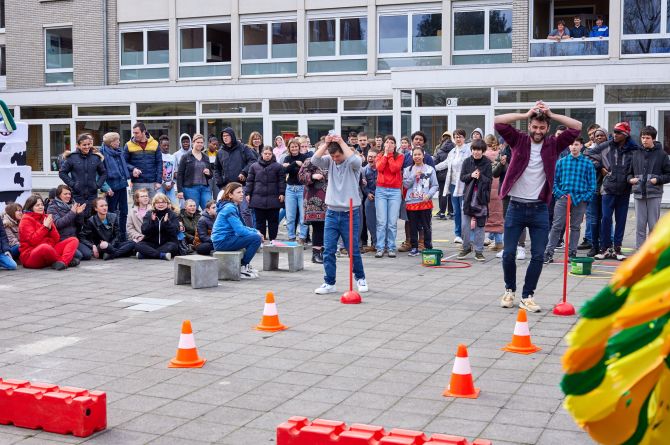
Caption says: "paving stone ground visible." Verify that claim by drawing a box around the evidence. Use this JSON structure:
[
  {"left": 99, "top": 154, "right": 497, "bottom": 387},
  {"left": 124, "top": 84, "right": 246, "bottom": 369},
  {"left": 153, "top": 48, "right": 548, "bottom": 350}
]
[{"left": 0, "top": 209, "right": 654, "bottom": 444}]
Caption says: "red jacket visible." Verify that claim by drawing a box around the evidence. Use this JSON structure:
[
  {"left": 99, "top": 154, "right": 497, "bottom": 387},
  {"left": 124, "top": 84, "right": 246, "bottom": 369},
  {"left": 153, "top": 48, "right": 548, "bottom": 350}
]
[
  {"left": 376, "top": 153, "right": 404, "bottom": 189},
  {"left": 19, "top": 212, "right": 62, "bottom": 262}
]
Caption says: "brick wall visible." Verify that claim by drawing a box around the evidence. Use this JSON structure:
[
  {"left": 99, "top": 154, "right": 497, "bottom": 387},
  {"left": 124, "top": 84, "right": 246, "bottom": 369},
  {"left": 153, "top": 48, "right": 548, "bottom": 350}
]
[{"left": 512, "top": 0, "right": 528, "bottom": 63}]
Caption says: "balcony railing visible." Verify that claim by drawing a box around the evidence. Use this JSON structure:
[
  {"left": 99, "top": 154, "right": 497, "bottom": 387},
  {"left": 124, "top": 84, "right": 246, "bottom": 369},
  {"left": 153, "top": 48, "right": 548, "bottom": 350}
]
[{"left": 530, "top": 38, "right": 609, "bottom": 58}]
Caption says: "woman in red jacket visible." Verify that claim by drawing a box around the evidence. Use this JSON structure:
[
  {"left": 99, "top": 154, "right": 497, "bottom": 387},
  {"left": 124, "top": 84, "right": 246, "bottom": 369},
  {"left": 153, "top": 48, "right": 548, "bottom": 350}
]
[
  {"left": 374, "top": 135, "right": 405, "bottom": 258},
  {"left": 19, "top": 194, "right": 80, "bottom": 270}
]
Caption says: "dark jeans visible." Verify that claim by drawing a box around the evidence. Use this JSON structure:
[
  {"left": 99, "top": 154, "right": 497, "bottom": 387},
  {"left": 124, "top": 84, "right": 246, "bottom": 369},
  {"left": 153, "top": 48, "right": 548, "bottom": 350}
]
[
  {"left": 106, "top": 188, "right": 128, "bottom": 241},
  {"left": 588, "top": 194, "right": 602, "bottom": 250},
  {"left": 502, "top": 196, "right": 527, "bottom": 246},
  {"left": 449, "top": 184, "right": 463, "bottom": 237},
  {"left": 502, "top": 201, "right": 549, "bottom": 299},
  {"left": 311, "top": 221, "right": 325, "bottom": 248},
  {"left": 408, "top": 209, "right": 433, "bottom": 249},
  {"left": 437, "top": 179, "right": 452, "bottom": 215},
  {"left": 75, "top": 243, "right": 93, "bottom": 261},
  {"left": 601, "top": 193, "right": 629, "bottom": 249},
  {"left": 360, "top": 202, "right": 368, "bottom": 246},
  {"left": 196, "top": 241, "right": 213, "bottom": 256},
  {"left": 136, "top": 240, "right": 179, "bottom": 259},
  {"left": 323, "top": 207, "right": 365, "bottom": 285},
  {"left": 213, "top": 232, "right": 261, "bottom": 266},
  {"left": 100, "top": 240, "right": 136, "bottom": 259},
  {"left": 254, "top": 208, "right": 280, "bottom": 241}
]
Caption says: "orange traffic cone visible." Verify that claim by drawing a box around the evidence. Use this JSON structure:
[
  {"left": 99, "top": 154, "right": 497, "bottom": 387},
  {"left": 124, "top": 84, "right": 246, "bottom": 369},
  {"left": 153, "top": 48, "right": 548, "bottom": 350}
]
[
  {"left": 443, "top": 344, "right": 480, "bottom": 399},
  {"left": 502, "top": 309, "right": 541, "bottom": 354},
  {"left": 168, "top": 320, "right": 206, "bottom": 368},
  {"left": 256, "top": 292, "right": 287, "bottom": 332}
]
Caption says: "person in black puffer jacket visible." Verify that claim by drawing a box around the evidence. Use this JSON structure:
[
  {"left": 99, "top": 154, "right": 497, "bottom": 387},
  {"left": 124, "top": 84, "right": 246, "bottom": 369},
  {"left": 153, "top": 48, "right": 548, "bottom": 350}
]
[
  {"left": 136, "top": 194, "right": 180, "bottom": 260},
  {"left": 79, "top": 198, "right": 136, "bottom": 260},
  {"left": 245, "top": 146, "right": 286, "bottom": 242},
  {"left": 47, "top": 184, "right": 92, "bottom": 261},
  {"left": 59, "top": 134, "right": 107, "bottom": 206},
  {"left": 433, "top": 131, "right": 455, "bottom": 219},
  {"left": 195, "top": 200, "right": 217, "bottom": 255}
]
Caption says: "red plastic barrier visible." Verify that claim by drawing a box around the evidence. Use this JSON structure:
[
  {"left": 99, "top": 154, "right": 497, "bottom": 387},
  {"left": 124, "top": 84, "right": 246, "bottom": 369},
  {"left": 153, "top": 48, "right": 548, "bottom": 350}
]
[
  {"left": 0, "top": 378, "right": 106, "bottom": 437},
  {"left": 277, "top": 417, "right": 492, "bottom": 445}
]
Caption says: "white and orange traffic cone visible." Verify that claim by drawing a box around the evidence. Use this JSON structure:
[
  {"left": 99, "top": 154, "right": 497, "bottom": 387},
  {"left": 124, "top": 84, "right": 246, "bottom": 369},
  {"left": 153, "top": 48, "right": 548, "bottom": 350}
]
[
  {"left": 256, "top": 292, "right": 287, "bottom": 332},
  {"left": 443, "top": 344, "right": 480, "bottom": 399},
  {"left": 168, "top": 320, "right": 206, "bottom": 368},
  {"left": 502, "top": 309, "right": 541, "bottom": 354}
]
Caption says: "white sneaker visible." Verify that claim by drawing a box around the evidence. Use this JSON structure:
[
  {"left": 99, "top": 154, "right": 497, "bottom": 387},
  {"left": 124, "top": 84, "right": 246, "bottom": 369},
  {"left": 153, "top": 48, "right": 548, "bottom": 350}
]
[
  {"left": 247, "top": 266, "right": 260, "bottom": 278},
  {"left": 454, "top": 236, "right": 463, "bottom": 244},
  {"left": 240, "top": 264, "right": 257, "bottom": 279},
  {"left": 357, "top": 278, "right": 369, "bottom": 293},
  {"left": 516, "top": 246, "right": 526, "bottom": 260},
  {"left": 314, "top": 283, "right": 337, "bottom": 295},
  {"left": 483, "top": 238, "right": 492, "bottom": 246},
  {"left": 520, "top": 296, "right": 542, "bottom": 313},
  {"left": 496, "top": 250, "right": 504, "bottom": 258},
  {"left": 500, "top": 289, "right": 515, "bottom": 308}
]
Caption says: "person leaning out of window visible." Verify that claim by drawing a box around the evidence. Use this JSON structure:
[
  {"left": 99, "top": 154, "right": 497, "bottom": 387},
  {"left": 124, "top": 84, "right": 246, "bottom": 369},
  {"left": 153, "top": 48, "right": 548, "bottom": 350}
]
[{"left": 547, "top": 20, "right": 571, "bottom": 41}]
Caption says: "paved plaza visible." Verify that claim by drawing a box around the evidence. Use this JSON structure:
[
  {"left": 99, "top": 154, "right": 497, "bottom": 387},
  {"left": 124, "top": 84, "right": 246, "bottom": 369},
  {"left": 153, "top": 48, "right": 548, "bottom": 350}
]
[{"left": 0, "top": 210, "right": 651, "bottom": 445}]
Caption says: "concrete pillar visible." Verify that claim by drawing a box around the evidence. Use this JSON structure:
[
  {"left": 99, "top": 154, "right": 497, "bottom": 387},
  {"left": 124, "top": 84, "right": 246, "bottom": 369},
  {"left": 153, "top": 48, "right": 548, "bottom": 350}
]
[
  {"left": 231, "top": 0, "right": 240, "bottom": 80},
  {"left": 297, "top": 0, "right": 306, "bottom": 79},
  {"left": 608, "top": 0, "right": 621, "bottom": 59},
  {"left": 168, "top": 0, "right": 177, "bottom": 83},
  {"left": 442, "top": 0, "right": 451, "bottom": 66},
  {"left": 367, "top": 0, "right": 376, "bottom": 76}
]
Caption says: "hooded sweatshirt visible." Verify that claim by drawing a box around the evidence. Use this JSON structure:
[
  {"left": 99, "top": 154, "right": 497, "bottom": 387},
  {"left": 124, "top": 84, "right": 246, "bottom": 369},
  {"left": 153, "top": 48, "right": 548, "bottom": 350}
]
[
  {"left": 470, "top": 128, "right": 484, "bottom": 142},
  {"left": 101, "top": 143, "right": 130, "bottom": 190},
  {"left": 174, "top": 133, "right": 192, "bottom": 171},
  {"left": 214, "top": 127, "right": 256, "bottom": 188}
]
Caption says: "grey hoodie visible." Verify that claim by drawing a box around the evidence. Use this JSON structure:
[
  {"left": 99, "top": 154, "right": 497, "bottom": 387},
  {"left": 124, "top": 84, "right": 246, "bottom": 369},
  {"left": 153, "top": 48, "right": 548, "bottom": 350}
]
[
  {"left": 174, "top": 133, "right": 192, "bottom": 171},
  {"left": 470, "top": 128, "right": 484, "bottom": 142},
  {"left": 311, "top": 152, "right": 362, "bottom": 211}
]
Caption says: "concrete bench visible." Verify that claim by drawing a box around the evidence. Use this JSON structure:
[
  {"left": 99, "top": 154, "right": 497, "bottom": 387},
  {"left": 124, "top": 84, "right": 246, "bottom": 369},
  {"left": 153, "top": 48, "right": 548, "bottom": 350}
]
[
  {"left": 213, "top": 250, "right": 244, "bottom": 281},
  {"left": 174, "top": 255, "right": 219, "bottom": 289},
  {"left": 263, "top": 245, "right": 304, "bottom": 272}
]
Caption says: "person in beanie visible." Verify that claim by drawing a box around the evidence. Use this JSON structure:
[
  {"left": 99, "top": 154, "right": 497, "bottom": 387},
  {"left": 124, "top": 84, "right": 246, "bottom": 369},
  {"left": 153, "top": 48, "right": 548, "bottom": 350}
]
[
  {"left": 543, "top": 138, "right": 597, "bottom": 264},
  {"left": 586, "top": 122, "right": 638, "bottom": 261},
  {"left": 627, "top": 125, "right": 670, "bottom": 249}
]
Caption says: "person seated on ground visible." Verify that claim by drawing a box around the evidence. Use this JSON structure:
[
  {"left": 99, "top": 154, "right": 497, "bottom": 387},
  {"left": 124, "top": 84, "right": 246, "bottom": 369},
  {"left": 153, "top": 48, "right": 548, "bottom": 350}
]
[
  {"left": 127, "top": 188, "right": 151, "bottom": 243},
  {"left": 179, "top": 199, "right": 200, "bottom": 249},
  {"left": 195, "top": 200, "right": 216, "bottom": 255},
  {"left": 548, "top": 20, "right": 571, "bottom": 41},
  {"left": 590, "top": 16, "right": 609, "bottom": 38},
  {"left": 136, "top": 194, "right": 180, "bottom": 261},
  {"left": 3, "top": 202, "right": 22, "bottom": 260},
  {"left": 47, "top": 184, "right": 91, "bottom": 261},
  {"left": 80, "top": 197, "right": 136, "bottom": 261},
  {"left": 0, "top": 219, "right": 17, "bottom": 270},
  {"left": 570, "top": 16, "right": 588, "bottom": 38},
  {"left": 19, "top": 194, "right": 80, "bottom": 270},
  {"left": 212, "top": 182, "right": 263, "bottom": 279}
]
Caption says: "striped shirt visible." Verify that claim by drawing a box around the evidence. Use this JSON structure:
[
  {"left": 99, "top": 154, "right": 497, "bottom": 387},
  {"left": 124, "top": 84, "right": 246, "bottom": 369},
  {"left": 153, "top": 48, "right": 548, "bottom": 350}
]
[{"left": 553, "top": 154, "right": 597, "bottom": 205}]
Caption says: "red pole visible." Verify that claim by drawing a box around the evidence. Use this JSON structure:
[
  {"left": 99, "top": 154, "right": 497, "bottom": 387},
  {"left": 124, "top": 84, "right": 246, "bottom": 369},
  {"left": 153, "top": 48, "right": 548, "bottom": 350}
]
[
  {"left": 349, "top": 198, "right": 353, "bottom": 292},
  {"left": 562, "top": 194, "right": 571, "bottom": 304}
]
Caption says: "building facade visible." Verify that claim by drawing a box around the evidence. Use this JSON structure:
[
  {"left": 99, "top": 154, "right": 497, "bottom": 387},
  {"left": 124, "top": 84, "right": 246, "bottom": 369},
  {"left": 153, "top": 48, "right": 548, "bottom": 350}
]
[{"left": 0, "top": 0, "right": 669, "bottom": 190}]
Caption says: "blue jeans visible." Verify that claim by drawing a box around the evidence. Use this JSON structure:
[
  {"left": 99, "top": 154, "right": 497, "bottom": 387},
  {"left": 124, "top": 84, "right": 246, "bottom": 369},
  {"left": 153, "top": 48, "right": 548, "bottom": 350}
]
[
  {"left": 285, "top": 185, "right": 307, "bottom": 239},
  {"left": 183, "top": 185, "right": 211, "bottom": 211},
  {"left": 159, "top": 185, "right": 179, "bottom": 208},
  {"left": 450, "top": 184, "right": 463, "bottom": 238},
  {"left": 324, "top": 207, "right": 365, "bottom": 286},
  {"left": 601, "top": 194, "right": 629, "bottom": 249},
  {"left": 374, "top": 186, "right": 402, "bottom": 251},
  {"left": 213, "top": 232, "right": 262, "bottom": 266},
  {"left": 502, "top": 201, "right": 549, "bottom": 299},
  {"left": 589, "top": 194, "right": 602, "bottom": 250},
  {"left": 0, "top": 253, "right": 17, "bottom": 270},
  {"left": 107, "top": 187, "right": 129, "bottom": 241},
  {"left": 9, "top": 245, "right": 20, "bottom": 260}
]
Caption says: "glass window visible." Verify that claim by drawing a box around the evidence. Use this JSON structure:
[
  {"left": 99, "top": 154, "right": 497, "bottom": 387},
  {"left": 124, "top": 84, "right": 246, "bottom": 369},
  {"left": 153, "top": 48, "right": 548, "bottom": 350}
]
[
  {"left": 0, "top": 45, "right": 6, "bottom": 76},
  {"left": 309, "top": 19, "right": 336, "bottom": 57},
  {"left": 623, "top": 0, "right": 661, "bottom": 35},
  {"left": 272, "top": 22, "right": 297, "bottom": 58},
  {"left": 121, "top": 32, "right": 144, "bottom": 65},
  {"left": 137, "top": 102, "right": 196, "bottom": 117},
  {"left": 202, "top": 102, "right": 262, "bottom": 114},
  {"left": 605, "top": 84, "right": 670, "bottom": 103},
  {"left": 269, "top": 99, "right": 337, "bottom": 114},
  {"left": 49, "top": 124, "right": 70, "bottom": 172},
  {"left": 419, "top": 115, "right": 449, "bottom": 153},
  {"left": 452, "top": 54, "right": 512, "bottom": 64},
  {"left": 341, "top": 18, "right": 367, "bottom": 55},
  {"left": 416, "top": 89, "right": 491, "bottom": 107},
  {"left": 452, "top": 8, "right": 512, "bottom": 64},
  {"left": 120, "top": 29, "right": 169, "bottom": 81},
  {"left": 22, "top": 105, "right": 72, "bottom": 119},
  {"left": 242, "top": 23, "right": 268, "bottom": 59},
  {"left": 180, "top": 27, "right": 203, "bottom": 63},
  {"left": 206, "top": 24, "right": 231, "bottom": 63},
  {"left": 378, "top": 12, "right": 442, "bottom": 69},
  {"left": 412, "top": 13, "right": 442, "bottom": 52},
  {"left": 490, "top": 9, "right": 513, "bottom": 49},
  {"left": 608, "top": 110, "right": 646, "bottom": 141},
  {"left": 179, "top": 24, "right": 231, "bottom": 78},
  {"left": 45, "top": 28, "right": 73, "bottom": 84},
  {"left": 622, "top": 39, "right": 670, "bottom": 54},
  {"left": 242, "top": 21, "right": 297, "bottom": 75},
  {"left": 75, "top": 121, "right": 131, "bottom": 151},
  {"left": 401, "top": 111, "right": 411, "bottom": 137},
  {"left": 200, "top": 118, "right": 263, "bottom": 143},
  {"left": 401, "top": 90, "right": 412, "bottom": 108},
  {"left": 78, "top": 105, "right": 131, "bottom": 116},
  {"left": 454, "top": 11, "right": 485, "bottom": 51},
  {"left": 307, "top": 17, "right": 367, "bottom": 73},
  {"left": 379, "top": 15, "right": 408, "bottom": 53},
  {"left": 27, "top": 125, "right": 44, "bottom": 172},
  {"left": 0, "top": 0, "right": 5, "bottom": 29},
  {"left": 498, "top": 89, "right": 594, "bottom": 103},
  {"left": 142, "top": 120, "right": 197, "bottom": 151},
  {"left": 343, "top": 99, "right": 393, "bottom": 111},
  {"left": 147, "top": 30, "right": 169, "bottom": 64},
  {"left": 341, "top": 116, "right": 393, "bottom": 140}
]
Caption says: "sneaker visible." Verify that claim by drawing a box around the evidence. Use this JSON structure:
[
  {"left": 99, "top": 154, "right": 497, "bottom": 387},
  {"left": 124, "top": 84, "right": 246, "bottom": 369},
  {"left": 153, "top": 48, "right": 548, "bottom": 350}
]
[
  {"left": 52, "top": 261, "right": 66, "bottom": 271},
  {"left": 457, "top": 246, "right": 472, "bottom": 259},
  {"left": 454, "top": 236, "right": 463, "bottom": 244},
  {"left": 543, "top": 254, "right": 553, "bottom": 265},
  {"left": 337, "top": 248, "right": 349, "bottom": 257},
  {"left": 375, "top": 250, "right": 384, "bottom": 258},
  {"left": 387, "top": 250, "right": 397, "bottom": 258},
  {"left": 586, "top": 247, "right": 598, "bottom": 258},
  {"left": 438, "top": 214, "right": 447, "bottom": 220},
  {"left": 408, "top": 248, "right": 420, "bottom": 257},
  {"left": 577, "top": 239, "right": 592, "bottom": 250},
  {"left": 163, "top": 252, "right": 172, "bottom": 261},
  {"left": 447, "top": 213, "right": 454, "bottom": 220},
  {"left": 556, "top": 240, "right": 565, "bottom": 249},
  {"left": 483, "top": 238, "right": 492, "bottom": 246},
  {"left": 496, "top": 250, "right": 504, "bottom": 258},
  {"left": 520, "top": 296, "right": 541, "bottom": 313},
  {"left": 357, "top": 278, "right": 369, "bottom": 293},
  {"left": 435, "top": 212, "right": 445, "bottom": 219},
  {"left": 398, "top": 242, "right": 411, "bottom": 252},
  {"left": 594, "top": 249, "right": 608, "bottom": 260},
  {"left": 247, "top": 266, "right": 260, "bottom": 278},
  {"left": 297, "top": 238, "right": 306, "bottom": 246},
  {"left": 614, "top": 246, "right": 627, "bottom": 261},
  {"left": 240, "top": 264, "right": 257, "bottom": 279},
  {"left": 314, "top": 283, "right": 337, "bottom": 295},
  {"left": 136, "top": 252, "right": 144, "bottom": 260},
  {"left": 500, "top": 289, "right": 515, "bottom": 308},
  {"left": 474, "top": 252, "right": 485, "bottom": 262},
  {"left": 516, "top": 246, "right": 526, "bottom": 260}
]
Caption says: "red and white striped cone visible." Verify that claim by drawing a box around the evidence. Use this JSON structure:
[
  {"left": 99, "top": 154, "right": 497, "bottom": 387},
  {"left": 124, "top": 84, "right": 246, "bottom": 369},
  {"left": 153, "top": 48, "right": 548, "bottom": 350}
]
[{"left": 443, "top": 344, "right": 480, "bottom": 398}]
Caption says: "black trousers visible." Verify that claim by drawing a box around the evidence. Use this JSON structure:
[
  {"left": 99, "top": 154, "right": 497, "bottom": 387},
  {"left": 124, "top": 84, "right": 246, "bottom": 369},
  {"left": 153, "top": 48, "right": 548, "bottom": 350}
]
[
  {"left": 360, "top": 205, "right": 368, "bottom": 246},
  {"left": 310, "top": 221, "right": 324, "bottom": 248},
  {"left": 100, "top": 240, "right": 136, "bottom": 259},
  {"left": 254, "top": 208, "right": 279, "bottom": 240},
  {"left": 196, "top": 241, "right": 214, "bottom": 255},
  {"left": 437, "top": 180, "right": 452, "bottom": 215},
  {"left": 136, "top": 240, "right": 178, "bottom": 259},
  {"left": 408, "top": 209, "right": 433, "bottom": 250}
]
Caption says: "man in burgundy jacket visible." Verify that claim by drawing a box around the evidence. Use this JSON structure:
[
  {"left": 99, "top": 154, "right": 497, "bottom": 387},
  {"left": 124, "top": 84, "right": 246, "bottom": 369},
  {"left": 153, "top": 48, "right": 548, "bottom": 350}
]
[{"left": 495, "top": 102, "right": 581, "bottom": 312}]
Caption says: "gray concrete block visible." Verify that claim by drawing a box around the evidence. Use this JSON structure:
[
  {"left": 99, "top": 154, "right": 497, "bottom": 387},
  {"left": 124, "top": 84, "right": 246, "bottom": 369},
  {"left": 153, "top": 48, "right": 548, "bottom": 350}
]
[
  {"left": 213, "top": 250, "right": 244, "bottom": 281},
  {"left": 174, "top": 256, "right": 219, "bottom": 289},
  {"left": 262, "top": 245, "right": 304, "bottom": 272}
]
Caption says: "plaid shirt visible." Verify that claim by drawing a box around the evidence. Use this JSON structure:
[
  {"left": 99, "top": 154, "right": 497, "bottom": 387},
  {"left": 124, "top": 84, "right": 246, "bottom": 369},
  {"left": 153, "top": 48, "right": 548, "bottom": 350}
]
[{"left": 553, "top": 153, "right": 596, "bottom": 205}]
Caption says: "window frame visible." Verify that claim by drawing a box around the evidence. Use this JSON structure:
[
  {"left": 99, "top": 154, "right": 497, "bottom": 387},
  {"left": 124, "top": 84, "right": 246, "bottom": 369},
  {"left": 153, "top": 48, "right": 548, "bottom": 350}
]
[
  {"left": 451, "top": 4, "right": 513, "bottom": 62},
  {"left": 240, "top": 18, "right": 298, "bottom": 77},
  {"left": 620, "top": 0, "right": 670, "bottom": 58},
  {"left": 119, "top": 26, "right": 170, "bottom": 82},
  {"left": 178, "top": 21, "right": 232, "bottom": 80},
  {"left": 377, "top": 10, "right": 443, "bottom": 59},
  {"left": 44, "top": 26, "right": 74, "bottom": 86},
  {"left": 306, "top": 14, "right": 368, "bottom": 75}
]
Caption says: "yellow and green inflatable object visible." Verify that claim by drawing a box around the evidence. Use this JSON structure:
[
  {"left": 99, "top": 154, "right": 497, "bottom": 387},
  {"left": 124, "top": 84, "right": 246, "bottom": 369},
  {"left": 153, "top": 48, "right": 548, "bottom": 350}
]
[{"left": 561, "top": 211, "right": 670, "bottom": 444}]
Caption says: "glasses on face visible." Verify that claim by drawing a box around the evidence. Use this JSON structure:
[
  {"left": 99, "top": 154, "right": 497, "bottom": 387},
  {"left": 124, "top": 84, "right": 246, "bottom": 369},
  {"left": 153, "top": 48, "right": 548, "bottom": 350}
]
[{"left": 613, "top": 130, "right": 623, "bottom": 135}]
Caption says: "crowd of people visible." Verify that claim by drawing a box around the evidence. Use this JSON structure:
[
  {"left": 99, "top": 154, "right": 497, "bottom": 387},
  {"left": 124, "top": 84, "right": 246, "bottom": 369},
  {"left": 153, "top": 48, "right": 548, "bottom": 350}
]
[
  {"left": 547, "top": 15, "right": 609, "bottom": 41},
  {"left": 2, "top": 102, "right": 669, "bottom": 312}
]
